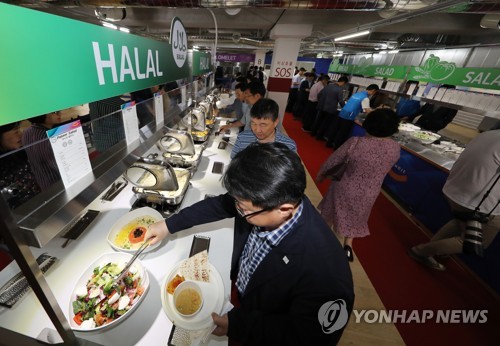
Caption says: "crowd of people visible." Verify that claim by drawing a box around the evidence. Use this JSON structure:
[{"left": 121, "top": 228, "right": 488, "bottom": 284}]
[{"left": 2, "top": 63, "right": 497, "bottom": 344}]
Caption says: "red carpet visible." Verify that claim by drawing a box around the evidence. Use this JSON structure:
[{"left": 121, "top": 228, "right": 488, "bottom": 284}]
[{"left": 283, "top": 113, "right": 499, "bottom": 346}]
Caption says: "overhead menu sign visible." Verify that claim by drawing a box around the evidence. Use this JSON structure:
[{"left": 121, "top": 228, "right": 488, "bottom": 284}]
[
  {"left": 329, "top": 54, "right": 499, "bottom": 91},
  {"left": 408, "top": 55, "right": 500, "bottom": 90},
  {"left": 192, "top": 51, "right": 212, "bottom": 75},
  {"left": 0, "top": 4, "right": 190, "bottom": 125},
  {"left": 216, "top": 53, "right": 255, "bottom": 63},
  {"left": 329, "top": 58, "right": 408, "bottom": 79}
]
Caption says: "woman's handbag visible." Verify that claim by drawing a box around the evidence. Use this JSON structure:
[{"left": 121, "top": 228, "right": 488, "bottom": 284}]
[{"left": 325, "top": 137, "right": 359, "bottom": 181}]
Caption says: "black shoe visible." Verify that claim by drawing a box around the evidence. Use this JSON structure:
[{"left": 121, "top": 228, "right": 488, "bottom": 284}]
[
  {"left": 344, "top": 245, "right": 354, "bottom": 262},
  {"left": 408, "top": 247, "right": 445, "bottom": 271}
]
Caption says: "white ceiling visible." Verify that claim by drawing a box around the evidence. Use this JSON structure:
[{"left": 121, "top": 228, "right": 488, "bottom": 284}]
[{"left": 9, "top": 0, "right": 500, "bottom": 56}]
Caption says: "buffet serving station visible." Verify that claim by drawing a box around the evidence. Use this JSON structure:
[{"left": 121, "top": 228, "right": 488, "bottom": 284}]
[{"left": 0, "top": 91, "right": 239, "bottom": 345}]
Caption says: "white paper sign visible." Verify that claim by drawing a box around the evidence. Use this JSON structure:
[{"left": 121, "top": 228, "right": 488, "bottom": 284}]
[
  {"left": 181, "top": 85, "right": 187, "bottom": 107},
  {"left": 47, "top": 120, "right": 92, "bottom": 188},
  {"left": 434, "top": 88, "right": 447, "bottom": 101},
  {"left": 154, "top": 93, "right": 164, "bottom": 126},
  {"left": 406, "top": 84, "right": 417, "bottom": 95},
  {"left": 426, "top": 87, "right": 438, "bottom": 99},
  {"left": 415, "top": 87, "right": 425, "bottom": 97},
  {"left": 121, "top": 102, "right": 140, "bottom": 145}
]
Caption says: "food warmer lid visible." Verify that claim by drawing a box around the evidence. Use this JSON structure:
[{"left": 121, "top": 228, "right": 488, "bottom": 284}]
[
  {"left": 123, "top": 157, "right": 179, "bottom": 191},
  {"left": 157, "top": 130, "right": 196, "bottom": 156},
  {"left": 191, "top": 108, "right": 206, "bottom": 132}
]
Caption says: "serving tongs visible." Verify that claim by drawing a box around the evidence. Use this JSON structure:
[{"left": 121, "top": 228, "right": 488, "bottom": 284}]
[{"left": 113, "top": 237, "right": 152, "bottom": 283}]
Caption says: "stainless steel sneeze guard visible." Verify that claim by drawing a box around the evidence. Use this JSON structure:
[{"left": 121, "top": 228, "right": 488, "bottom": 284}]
[{"left": 16, "top": 123, "right": 169, "bottom": 248}]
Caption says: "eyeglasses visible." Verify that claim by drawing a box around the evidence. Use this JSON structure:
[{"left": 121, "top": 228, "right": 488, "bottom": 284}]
[{"left": 233, "top": 198, "right": 271, "bottom": 219}]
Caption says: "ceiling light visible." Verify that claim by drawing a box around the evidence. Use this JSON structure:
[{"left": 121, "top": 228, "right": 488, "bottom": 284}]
[
  {"left": 388, "top": 49, "right": 399, "bottom": 54},
  {"left": 334, "top": 30, "right": 371, "bottom": 42},
  {"left": 378, "top": 51, "right": 388, "bottom": 55},
  {"left": 119, "top": 27, "right": 130, "bottom": 33},
  {"left": 332, "top": 53, "right": 343, "bottom": 57},
  {"left": 102, "top": 22, "right": 118, "bottom": 30}
]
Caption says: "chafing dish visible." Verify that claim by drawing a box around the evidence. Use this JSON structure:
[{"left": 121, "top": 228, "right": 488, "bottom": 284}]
[
  {"left": 199, "top": 101, "right": 216, "bottom": 126},
  {"left": 124, "top": 157, "right": 178, "bottom": 191},
  {"left": 123, "top": 157, "right": 191, "bottom": 205},
  {"left": 191, "top": 107, "right": 210, "bottom": 142},
  {"left": 157, "top": 131, "right": 196, "bottom": 156},
  {"left": 132, "top": 168, "right": 191, "bottom": 205},
  {"left": 162, "top": 144, "right": 205, "bottom": 170},
  {"left": 156, "top": 130, "right": 205, "bottom": 170}
]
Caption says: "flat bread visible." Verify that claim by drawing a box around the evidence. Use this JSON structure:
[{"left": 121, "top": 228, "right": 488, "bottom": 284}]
[{"left": 179, "top": 250, "right": 210, "bottom": 282}]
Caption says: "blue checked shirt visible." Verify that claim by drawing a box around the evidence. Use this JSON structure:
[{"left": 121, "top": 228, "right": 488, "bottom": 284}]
[
  {"left": 231, "top": 130, "right": 297, "bottom": 159},
  {"left": 235, "top": 201, "right": 304, "bottom": 295}
]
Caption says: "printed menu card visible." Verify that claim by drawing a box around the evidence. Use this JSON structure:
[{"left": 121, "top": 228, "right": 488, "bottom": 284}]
[{"left": 47, "top": 120, "right": 92, "bottom": 188}]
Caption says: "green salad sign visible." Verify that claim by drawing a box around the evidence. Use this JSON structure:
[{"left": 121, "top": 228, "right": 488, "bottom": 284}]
[
  {"left": 329, "top": 57, "right": 409, "bottom": 80},
  {"left": 408, "top": 55, "right": 500, "bottom": 90},
  {"left": 0, "top": 4, "right": 190, "bottom": 126}
]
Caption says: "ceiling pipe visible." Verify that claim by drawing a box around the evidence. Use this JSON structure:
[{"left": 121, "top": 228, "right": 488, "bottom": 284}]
[
  {"left": 206, "top": 8, "right": 218, "bottom": 74},
  {"left": 315, "top": 0, "right": 473, "bottom": 43},
  {"left": 18, "top": 0, "right": 500, "bottom": 12}
]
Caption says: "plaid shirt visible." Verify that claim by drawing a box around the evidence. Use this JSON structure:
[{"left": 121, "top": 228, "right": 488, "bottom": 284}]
[{"left": 235, "top": 201, "right": 304, "bottom": 295}]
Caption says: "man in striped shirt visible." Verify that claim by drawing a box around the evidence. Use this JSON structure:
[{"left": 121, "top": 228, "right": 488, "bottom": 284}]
[{"left": 230, "top": 98, "right": 297, "bottom": 159}]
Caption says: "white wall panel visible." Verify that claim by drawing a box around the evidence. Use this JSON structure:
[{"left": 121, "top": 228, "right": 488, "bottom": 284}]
[
  {"left": 422, "top": 48, "right": 471, "bottom": 67},
  {"left": 466, "top": 47, "right": 500, "bottom": 68}
]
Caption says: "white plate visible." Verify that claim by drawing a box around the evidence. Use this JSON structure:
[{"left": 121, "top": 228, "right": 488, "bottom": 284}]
[
  {"left": 398, "top": 123, "right": 421, "bottom": 132},
  {"left": 161, "top": 261, "right": 225, "bottom": 331},
  {"left": 107, "top": 207, "right": 163, "bottom": 253},
  {"left": 411, "top": 130, "right": 441, "bottom": 144},
  {"left": 68, "top": 252, "right": 150, "bottom": 331}
]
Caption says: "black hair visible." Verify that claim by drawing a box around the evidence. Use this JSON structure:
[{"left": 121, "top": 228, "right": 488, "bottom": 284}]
[
  {"left": 247, "top": 81, "right": 266, "bottom": 97},
  {"left": 0, "top": 121, "right": 20, "bottom": 135},
  {"left": 362, "top": 108, "right": 400, "bottom": 137},
  {"left": 318, "top": 75, "right": 330, "bottom": 81},
  {"left": 235, "top": 82, "right": 248, "bottom": 91},
  {"left": 29, "top": 114, "right": 48, "bottom": 124},
  {"left": 338, "top": 76, "right": 349, "bottom": 83},
  {"left": 250, "top": 98, "right": 279, "bottom": 121},
  {"left": 366, "top": 84, "right": 380, "bottom": 91},
  {"left": 222, "top": 142, "right": 305, "bottom": 209}
]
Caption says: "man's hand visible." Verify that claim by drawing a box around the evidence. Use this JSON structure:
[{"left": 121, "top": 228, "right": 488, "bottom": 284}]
[
  {"left": 211, "top": 313, "right": 228, "bottom": 336},
  {"left": 146, "top": 220, "right": 171, "bottom": 245},
  {"left": 219, "top": 124, "right": 232, "bottom": 133}
]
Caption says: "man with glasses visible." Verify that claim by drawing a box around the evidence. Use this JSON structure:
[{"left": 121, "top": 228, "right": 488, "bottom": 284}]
[
  {"left": 230, "top": 98, "right": 296, "bottom": 159},
  {"left": 219, "top": 81, "right": 266, "bottom": 133},
  {"left": 148, "top": 143, "right": 354, "bottom": 345}
]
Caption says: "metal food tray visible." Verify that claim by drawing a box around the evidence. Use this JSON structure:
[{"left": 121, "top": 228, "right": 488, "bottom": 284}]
[
  {"left": 132, "top": 168, "right": 191, "bottom": 205},
  {"left": 162, "top": 144, "right": 204, "bottom": 169},
  {"left": 191, "top": 131, "right": 209, "bottom": 142}
]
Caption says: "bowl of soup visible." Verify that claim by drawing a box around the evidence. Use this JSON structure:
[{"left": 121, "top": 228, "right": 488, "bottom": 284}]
[{"left": 173, "top": 281, "right": 203, "bottom": 317}]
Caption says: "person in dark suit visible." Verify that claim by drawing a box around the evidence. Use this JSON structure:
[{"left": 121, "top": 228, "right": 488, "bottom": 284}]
[
  {"left": 148, "top": 142, "right": 354, "bottom": 345},
  {"left": 415, "top": 103, "right": 458, "bottom": 132}
]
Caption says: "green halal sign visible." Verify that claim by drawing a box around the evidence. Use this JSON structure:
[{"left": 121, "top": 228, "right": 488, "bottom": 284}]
[
  {"left": 408, "top": 55, "right": 500, "bottom": 90},
  {"left": 192, "top": 51, "right": 212, "bottom": 75},
  {"left": 0, "top": 4, "right": 190, "bottom": 126}
]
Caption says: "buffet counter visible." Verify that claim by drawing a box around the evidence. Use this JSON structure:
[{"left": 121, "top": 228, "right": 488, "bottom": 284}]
[{"left": 0, "top": 119, "right": 238, "bottom": 345}]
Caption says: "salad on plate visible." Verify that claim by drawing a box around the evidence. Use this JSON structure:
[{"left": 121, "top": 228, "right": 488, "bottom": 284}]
[{"left": 71, "top": 262, "right": 145, "bottom": 329}]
